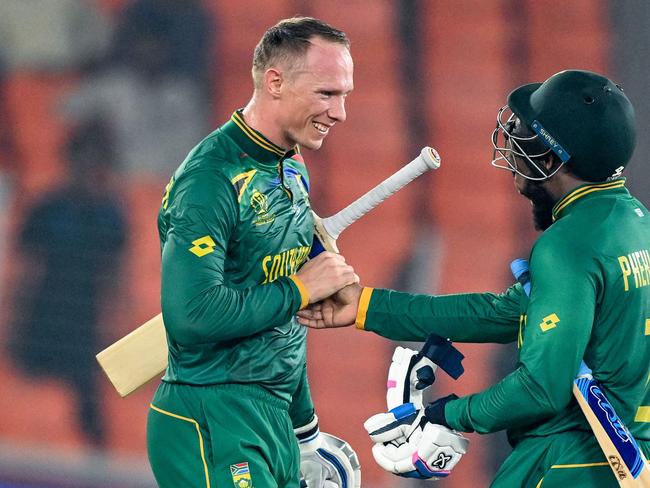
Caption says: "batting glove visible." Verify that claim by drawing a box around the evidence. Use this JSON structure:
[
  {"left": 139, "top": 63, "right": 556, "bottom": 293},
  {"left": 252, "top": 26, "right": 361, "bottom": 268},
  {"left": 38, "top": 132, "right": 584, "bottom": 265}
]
[
  {"left": 295, "top": 415, "right": 361, "bottom": 488},
  {"left": 364, "top": 401, "right": 468, "bottom": 480},
  {"left": 387, "top": 346, "right": 437, "bottom": 409},
  {"left": 387, "top": 335, "right": 464, "bottom": 410}
]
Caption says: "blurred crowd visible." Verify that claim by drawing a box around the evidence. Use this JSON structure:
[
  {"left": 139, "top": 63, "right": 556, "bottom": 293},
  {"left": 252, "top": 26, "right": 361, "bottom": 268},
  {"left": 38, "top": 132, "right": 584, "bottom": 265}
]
[{"left": 0, "top": 0, "right": 217, "bottom": 447}]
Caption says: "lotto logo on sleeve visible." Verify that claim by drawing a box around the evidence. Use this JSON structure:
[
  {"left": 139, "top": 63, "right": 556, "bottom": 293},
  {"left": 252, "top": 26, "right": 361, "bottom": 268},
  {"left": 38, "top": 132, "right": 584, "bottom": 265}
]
[
  {"left": 189, "top": 236, "right": 216, "bottom": 257},
  {"left": 230, "top": 462, "right": 253, "bottom": 488},
  {"left": 539, "top": 313, "right": 560, "bottom": 332}
]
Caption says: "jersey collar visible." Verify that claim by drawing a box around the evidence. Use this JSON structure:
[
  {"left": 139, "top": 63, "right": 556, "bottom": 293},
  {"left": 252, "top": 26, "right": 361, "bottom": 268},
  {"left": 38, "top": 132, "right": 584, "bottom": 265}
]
[
  {"left": 221, "top": 110, "right": 297, "bottom": 166},
  {"left": 551, "top": 178, "right": 627, "bottom": 222}
]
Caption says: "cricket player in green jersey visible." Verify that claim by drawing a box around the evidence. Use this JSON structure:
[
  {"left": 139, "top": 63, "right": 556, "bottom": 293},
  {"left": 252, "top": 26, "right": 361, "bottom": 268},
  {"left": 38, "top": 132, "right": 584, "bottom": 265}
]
[
  {"left": 299, "top": 70, "right": 650, "bottom": 487},
  {"left": 146, "top": 17, "right": 362, "bottom": 488}
]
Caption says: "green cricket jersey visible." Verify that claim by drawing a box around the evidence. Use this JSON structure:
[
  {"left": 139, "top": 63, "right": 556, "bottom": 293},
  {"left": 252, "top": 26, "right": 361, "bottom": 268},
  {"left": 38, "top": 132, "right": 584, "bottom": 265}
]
[
  {"left": 357, "top": 179, "right": 650, "bottom": 445},
  {"left": 157, "top": 110, "right": 315, "bottom": 426}
]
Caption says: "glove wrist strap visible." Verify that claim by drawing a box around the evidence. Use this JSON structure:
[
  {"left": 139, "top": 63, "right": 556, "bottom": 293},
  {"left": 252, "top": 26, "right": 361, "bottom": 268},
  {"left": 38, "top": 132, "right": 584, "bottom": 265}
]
[{"left": 294, "top": 415, "right": 321, "bottom": 451}]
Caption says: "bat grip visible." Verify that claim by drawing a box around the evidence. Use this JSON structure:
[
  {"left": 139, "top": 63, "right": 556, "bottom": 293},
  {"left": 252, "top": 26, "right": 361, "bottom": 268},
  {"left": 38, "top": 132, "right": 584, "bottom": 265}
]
[{"left": 322, "top": 147, "right": 440, "bottom": 239}]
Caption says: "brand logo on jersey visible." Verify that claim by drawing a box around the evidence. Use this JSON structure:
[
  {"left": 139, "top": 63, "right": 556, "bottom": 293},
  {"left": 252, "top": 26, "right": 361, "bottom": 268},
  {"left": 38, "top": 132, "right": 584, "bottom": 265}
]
[
  {"left": 189, "top": 235, "right": 216, "bottom": 257},
  {"left": 618, "top": 249, "right": 650, "bottom": 291},
  {"left": 230, "top": 462, "right": 253, "bottom": 488},
  {"left": 250, "top": 189, "right": 275, "bottom": 225},
  {"left": 539, "top": 313, "right": 560, "bottom": 332}
]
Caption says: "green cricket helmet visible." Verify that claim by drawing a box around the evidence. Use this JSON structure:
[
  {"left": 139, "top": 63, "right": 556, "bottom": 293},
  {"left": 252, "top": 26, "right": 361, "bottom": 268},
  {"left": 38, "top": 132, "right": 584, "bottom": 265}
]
[{"left": 492, "top": 70, "right": 636, "bottom": 182}]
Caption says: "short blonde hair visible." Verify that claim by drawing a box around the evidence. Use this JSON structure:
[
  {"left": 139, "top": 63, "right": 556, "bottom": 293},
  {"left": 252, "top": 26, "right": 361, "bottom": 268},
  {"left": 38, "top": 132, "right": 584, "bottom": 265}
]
[{"left": 251, "top": 16, "right": 350, "bottom": 88}]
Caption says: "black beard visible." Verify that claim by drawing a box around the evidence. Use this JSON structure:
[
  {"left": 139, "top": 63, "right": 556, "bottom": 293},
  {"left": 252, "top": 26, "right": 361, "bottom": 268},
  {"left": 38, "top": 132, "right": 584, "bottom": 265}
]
[{"left": 520, "top": 180, "right": 556, "bottom": 231}]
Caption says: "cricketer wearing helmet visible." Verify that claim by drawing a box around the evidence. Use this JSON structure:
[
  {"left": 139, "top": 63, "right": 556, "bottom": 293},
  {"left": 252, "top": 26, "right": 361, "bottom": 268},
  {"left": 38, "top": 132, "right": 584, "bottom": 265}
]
[{"left": 298, "top": 70, "right": 650, "bottom": 487}]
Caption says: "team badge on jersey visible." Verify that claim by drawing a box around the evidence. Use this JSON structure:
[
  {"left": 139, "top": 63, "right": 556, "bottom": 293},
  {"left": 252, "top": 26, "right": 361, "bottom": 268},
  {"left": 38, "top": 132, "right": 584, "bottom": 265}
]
[
  {"left": 230, "top": 462, "right": 253, "bottom": 488},
  {"left": 250, "top": 189, "right": 275, "bottom": 225}
]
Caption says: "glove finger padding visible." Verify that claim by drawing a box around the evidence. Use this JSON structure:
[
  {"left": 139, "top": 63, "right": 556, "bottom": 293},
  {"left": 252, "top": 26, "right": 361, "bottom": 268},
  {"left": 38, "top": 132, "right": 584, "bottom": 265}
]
[
  {"left": 387, "top": 347, "right": 437, "bottom": 409},
  {"left": 363, "top": 403, "right": 422, "bottom": 444},
  {"left": 366, "top": 404, "right": 469, "bottom": 480}
]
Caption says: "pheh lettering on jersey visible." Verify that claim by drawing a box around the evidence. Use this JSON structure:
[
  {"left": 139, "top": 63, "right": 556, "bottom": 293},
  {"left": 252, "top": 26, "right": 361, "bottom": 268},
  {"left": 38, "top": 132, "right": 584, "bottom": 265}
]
[{"left": 618, "top": 249, "right": 650, "bottom": 291}]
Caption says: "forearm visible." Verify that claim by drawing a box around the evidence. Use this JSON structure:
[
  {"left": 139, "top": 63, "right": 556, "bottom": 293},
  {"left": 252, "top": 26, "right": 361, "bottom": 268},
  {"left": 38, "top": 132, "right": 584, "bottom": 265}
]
[
  {"left": 161, "top": 235, "right": 306, "bottom": 345},
  {"left": 357, "top": 287, "right": 522, "bottom": 343},
  {"left": 445, "top": 363, "right": 572, "bottom": 433},
  {"left": 162, "top": 276, "right": 304, "bottom": 346}
]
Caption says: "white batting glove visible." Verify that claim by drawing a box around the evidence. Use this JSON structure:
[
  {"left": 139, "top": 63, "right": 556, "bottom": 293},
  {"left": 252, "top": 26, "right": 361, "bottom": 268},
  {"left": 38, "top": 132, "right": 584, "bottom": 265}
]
[
  {"left": 295, "top": 416, "right": 361, "bottom": 488},
  {"left": 364, "top": 403, "right": 469, "bottom": 480},
  {"left": 387, "top": 346, "right": 437, "bottom": 409}
]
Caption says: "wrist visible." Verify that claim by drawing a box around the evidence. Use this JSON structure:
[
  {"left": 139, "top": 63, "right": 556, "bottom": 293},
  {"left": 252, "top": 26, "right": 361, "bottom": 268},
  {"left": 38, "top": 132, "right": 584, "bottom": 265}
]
[
  {"left": 424, "top": 394, "right": 458, "bottom": 429},
  {"left": 294, "top": 414, "right": 320, "bottom": 452}
]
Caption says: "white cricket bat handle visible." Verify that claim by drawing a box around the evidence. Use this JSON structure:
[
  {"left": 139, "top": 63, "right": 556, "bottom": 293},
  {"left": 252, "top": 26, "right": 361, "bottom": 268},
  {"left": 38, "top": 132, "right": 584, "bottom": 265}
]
[{"left": 322, "top": 147, "right": 440, "bottom": 239}]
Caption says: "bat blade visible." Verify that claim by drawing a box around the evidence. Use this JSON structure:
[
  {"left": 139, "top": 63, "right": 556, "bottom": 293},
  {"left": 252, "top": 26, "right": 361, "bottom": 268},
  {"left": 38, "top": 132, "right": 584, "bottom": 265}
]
[
  {"left": 96, "top": 314, "right": 167, "bottom": 397},
  {"left": 573, "top": 367, "right": 650, "bottom": 486}
]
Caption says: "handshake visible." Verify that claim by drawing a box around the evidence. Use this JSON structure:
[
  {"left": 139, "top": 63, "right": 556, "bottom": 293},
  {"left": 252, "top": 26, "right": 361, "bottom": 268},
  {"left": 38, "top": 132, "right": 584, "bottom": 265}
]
[{"left": 363, "top": 336, "right": 469, "bottom": 480}]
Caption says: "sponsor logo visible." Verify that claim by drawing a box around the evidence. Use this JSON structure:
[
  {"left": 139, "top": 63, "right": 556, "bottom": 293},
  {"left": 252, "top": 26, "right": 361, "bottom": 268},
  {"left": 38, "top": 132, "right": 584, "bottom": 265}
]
[
  {"left": 591, "top": 385, "right": 631, "bottom": 443},
  {"left": 608, "top": 455, "right": 627, "bottom": 480},
  {"left": 189, "top": 235, "right": 216, "bottom": 257},
  {"left": 432, "top": 452, "right": 452, "bottom": 469},
  {"left": 531, "top": 120, "right": 570, "bottom": 162},
  {"left": 539, "top": 313, "right": 560, "bottom": 332}
]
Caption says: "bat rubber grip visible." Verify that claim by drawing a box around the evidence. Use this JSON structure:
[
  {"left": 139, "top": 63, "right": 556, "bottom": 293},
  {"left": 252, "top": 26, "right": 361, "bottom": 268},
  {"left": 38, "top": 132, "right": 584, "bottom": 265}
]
[{"left": 322, "top": 147, "right": 440, "bottom": 239}]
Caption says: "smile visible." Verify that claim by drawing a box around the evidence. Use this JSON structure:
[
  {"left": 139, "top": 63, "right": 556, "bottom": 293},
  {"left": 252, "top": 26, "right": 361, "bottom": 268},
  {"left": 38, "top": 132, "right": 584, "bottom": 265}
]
[{"left": 312, "top": 122, "right": 329, "bottom": 134}]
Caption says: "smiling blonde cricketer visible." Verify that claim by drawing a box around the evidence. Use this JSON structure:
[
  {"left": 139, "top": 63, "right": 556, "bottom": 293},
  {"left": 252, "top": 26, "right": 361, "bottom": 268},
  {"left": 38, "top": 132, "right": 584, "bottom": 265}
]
[{"left": 146, "top": 17, "right": 362, "bottom": 488}]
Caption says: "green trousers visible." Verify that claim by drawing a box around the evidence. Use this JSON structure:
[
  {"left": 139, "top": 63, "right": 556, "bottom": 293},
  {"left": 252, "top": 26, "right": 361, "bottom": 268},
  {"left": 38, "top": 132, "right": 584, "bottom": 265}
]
[
  {"left": 147, "top": 382, "right": 301, "bottom": 488},
  {"left": 492, "top": 430, "right": 650, "bottom": 488}
]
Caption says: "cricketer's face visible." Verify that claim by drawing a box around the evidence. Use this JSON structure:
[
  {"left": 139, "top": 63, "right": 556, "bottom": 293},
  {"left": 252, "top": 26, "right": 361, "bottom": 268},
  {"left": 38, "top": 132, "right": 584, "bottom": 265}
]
[{"left": 277, "top": 37, "right": 353, "bottom": 150}]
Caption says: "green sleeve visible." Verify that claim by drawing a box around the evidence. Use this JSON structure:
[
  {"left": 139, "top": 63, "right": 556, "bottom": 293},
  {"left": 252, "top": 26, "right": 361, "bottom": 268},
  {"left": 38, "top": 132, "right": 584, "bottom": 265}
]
[
  {"left": 360, "top": 285, "right": 523, "bottom": 344},
  {"left": 288, "top": 362, "right": 315, "bottom": 429},
  {"left": 446, "top": 233, "right": 595, "bottom": 433},
  {"left": 161, "top": 167, "right": 304, "bottom": 346}
]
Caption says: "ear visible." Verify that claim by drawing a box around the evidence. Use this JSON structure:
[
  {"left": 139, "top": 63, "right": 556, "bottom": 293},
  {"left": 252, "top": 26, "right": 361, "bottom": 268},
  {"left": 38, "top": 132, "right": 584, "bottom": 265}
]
[
  {"left": 263, "top": 68, "right": 283, "bottom": 99},
  {"left": 544, "top": 153, "right": 562, "bottom": 172}
]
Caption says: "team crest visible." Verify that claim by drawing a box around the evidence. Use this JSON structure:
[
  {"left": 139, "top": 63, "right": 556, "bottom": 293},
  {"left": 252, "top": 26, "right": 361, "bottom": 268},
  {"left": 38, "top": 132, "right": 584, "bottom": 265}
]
[
  {"left": 230, "top": 462, "right": 253, "bottom": 488},
  {"left": 250, "top": 189, "right": 275, "bottom": 225}
]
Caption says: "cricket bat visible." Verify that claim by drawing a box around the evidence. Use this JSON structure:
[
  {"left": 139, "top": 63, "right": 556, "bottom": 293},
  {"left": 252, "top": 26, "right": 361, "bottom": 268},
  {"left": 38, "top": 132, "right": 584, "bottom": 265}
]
[
  {"left": 510, "top": 259, "right": 650, "bottom": 487},
  {"left": 97, "top": 147, "right": 441, "bottom": 397}
]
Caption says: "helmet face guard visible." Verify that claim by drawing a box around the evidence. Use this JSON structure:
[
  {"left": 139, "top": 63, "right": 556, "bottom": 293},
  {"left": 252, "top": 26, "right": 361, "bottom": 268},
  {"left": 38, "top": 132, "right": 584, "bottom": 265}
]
[
  {"left": 491, "top": 70, "right": 636, "bottom": 183},
  {"left": 491, "top": 105, "right": 562, "bottom": 181}
]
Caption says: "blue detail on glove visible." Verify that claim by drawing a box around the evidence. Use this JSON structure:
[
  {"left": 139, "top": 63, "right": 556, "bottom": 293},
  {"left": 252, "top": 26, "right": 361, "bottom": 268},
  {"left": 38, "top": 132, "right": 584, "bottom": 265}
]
[
  {"left": 316, "top": 448, "right": 348, "bottom": 488},
  {"left": 389, "top": 402, "right": 417, "bottom": 420}
]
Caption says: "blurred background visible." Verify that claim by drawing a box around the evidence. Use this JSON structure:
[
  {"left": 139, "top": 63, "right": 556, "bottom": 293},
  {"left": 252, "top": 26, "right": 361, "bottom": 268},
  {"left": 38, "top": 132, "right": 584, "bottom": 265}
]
[{"left": 0, "top": 1, "right": 648, "bottom": 487}]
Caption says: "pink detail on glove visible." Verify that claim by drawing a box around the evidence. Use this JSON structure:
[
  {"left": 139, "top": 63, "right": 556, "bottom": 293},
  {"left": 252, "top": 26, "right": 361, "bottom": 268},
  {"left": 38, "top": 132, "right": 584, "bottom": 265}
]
[{"left": 387, "top": 380, "right": 397, "bottom": 388}]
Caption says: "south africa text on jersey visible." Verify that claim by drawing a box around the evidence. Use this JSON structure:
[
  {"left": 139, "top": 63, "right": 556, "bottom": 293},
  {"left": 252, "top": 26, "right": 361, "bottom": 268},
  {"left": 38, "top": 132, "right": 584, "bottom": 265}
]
[
  {"left": 262, "top": 246, "right": 310, "bottom": 283},
  {"left": 618, "top": 249, "right": 650, "bottom": 291}
]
